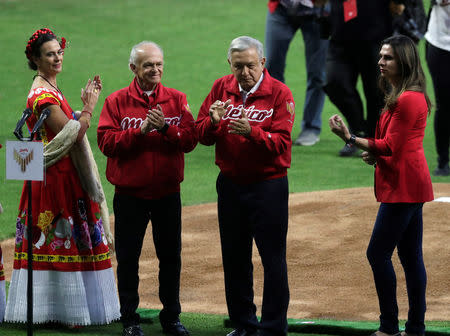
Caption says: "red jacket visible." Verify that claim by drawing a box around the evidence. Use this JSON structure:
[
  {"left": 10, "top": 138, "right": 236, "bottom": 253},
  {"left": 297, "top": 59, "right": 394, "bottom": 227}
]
[
  {"left": 196, "top": 69, "right": 295, "bottom": 184},
  {"left": 368, "top": 91, "right": 433, "bottom": 203},
  {"left": 97, "top": 78, "right": 197, "bottom": 199},
  {"left": 268, "top": 0, "right": 281, "bottom": 13}
]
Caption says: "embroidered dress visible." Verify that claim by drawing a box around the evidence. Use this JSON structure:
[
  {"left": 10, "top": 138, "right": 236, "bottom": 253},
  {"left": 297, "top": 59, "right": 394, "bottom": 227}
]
[
  {"left": 0, "top": 244, "right": 5, "bottom": 323},
  {"left": 5, "top": 88, "right": 120, "bottom": 325}
]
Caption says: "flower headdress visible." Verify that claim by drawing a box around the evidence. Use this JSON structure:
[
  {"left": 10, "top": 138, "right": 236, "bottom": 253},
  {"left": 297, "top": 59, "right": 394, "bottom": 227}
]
[{"left": 25, "top": 28, "right": 66, "bottom": 60}]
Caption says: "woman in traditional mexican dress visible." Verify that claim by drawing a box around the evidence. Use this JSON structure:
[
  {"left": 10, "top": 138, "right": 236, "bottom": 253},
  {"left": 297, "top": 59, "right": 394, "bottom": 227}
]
[
  {"left": 0, "top": 217, "right": 5, "bottom": 323},
  {"left": 0, "top": 151, "right": 5, "bottom": 322},
  {"left": 5, "top": 28, "right": 120, "bottom": 326},
  {"left": 0, "top": 148, "right": 4, "bottom": 322}
]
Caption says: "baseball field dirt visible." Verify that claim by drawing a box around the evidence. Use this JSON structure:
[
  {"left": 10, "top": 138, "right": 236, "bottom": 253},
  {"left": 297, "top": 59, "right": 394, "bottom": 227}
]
[{"left": 2, "top": 183, "right": 449, "bottom": 322}]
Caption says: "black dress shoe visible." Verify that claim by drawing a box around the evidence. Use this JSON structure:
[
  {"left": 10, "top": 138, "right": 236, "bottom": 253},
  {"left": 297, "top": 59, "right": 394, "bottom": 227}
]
[
  {"left": 339, "top": 143, "right": 360, "bottom": 157},
  {"left": 226, "top": 329, "right": 257, "bottom": 336},
  {"left": 123, "top": 324, "right": 145, "bottom": 336},
  {"left": 433, "top": 164, "right": 450, "bottom": 176},
  {"left": 162, "top": 321, "right": 190, "bottom": 336}
]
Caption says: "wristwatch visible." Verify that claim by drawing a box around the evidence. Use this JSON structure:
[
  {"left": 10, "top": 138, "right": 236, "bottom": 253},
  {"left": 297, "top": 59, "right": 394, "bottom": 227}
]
[{"left": 346, "top": 134, "right": 356, "bottom": 145}]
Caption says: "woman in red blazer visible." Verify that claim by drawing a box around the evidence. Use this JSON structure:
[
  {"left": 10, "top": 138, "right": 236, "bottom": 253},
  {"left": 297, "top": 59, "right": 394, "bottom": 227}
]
[{"left": 329, "top": 35, "right": 433, "bottom": 336}]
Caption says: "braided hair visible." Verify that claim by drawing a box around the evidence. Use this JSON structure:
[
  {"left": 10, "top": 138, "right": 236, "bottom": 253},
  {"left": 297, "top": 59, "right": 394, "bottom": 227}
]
[{"left": 25, "top": 28, "right": 66, "bottom": 70}]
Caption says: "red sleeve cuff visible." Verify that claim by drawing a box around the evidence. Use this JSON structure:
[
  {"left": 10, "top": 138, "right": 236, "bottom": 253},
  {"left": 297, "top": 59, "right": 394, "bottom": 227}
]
[
  {"left": 164, "top": 124, "right": 178, "bottom": 138},
  {"left": 268, "top": 0, "right": 279, "bottom": 13}
]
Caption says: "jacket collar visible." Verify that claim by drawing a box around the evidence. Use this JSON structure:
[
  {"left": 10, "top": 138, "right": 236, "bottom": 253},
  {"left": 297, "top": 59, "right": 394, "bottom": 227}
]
[
  {"left": 225, "top": 68, "right": 274, "bottom": 99},
  {"left": 127, "top": 77, "right": 171, "bottom": 105}
]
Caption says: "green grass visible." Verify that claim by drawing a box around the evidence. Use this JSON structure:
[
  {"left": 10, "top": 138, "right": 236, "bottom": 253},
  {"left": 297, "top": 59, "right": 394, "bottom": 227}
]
[
  {"left": 0, "top": 309, "right": 321, "bottom": 335},
  {"left": 0, "top": 322, "right": 333, "bottom": 336},
  {"left": 1, "top": 310, "right": 448, "bottom": 335}
]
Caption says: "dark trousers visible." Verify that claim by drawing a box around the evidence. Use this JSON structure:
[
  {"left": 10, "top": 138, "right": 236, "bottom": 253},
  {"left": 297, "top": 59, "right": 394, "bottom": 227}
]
[
  {"left": 114, "top": 192, "right": 182, "bottom": 328},
  {"left": 217, "top": 174, "right": 290, "bottom": 336},
  {"left": 366, "top": 203, "right": 427, "bottom": 335},
  {"left": 427, "top": 42, "right": 450, "bottom": 168},
  {"left": 265, "top": 6, "right": 328, "bottom": 133},
  {"left": 324, "top": 40, "right": 384, "bottom": 137}
]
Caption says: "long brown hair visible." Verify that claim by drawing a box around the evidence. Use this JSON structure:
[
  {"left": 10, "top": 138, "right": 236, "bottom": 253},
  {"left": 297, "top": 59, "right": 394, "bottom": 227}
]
[{"left": 378, "top": 35, "right": 431, "bottom": 114}]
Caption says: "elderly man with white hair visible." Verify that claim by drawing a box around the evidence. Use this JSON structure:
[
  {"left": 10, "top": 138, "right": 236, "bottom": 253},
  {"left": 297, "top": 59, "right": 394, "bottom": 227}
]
[
  {"left": 197, "top": 36, "right": 295, "bottom": 336},
  {"left": 98, "top": 41, "right": 197, "bottom": 336}
]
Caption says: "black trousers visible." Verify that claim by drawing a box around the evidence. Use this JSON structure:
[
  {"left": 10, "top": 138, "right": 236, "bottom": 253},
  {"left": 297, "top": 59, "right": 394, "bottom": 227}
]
[
  {"left": 324, "top": 40, "right": 385, "bottom": 137},
  {"left": 114, "top": 192, "right": 182, "bottom": 328},
  {"left": 217, "top": 174, "right": 290, "bottom": 336},
  {"left": 427, "top": 42, "right": 450, "bottom": 168},
  {"left": 367, "top": 203, "right": 426, "bottom": 335}
]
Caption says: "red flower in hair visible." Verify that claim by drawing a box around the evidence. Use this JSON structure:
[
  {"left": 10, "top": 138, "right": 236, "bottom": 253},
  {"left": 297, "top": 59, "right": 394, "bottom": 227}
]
[{"left": 60, "top": 37, "right": 66, "bottom": 49}]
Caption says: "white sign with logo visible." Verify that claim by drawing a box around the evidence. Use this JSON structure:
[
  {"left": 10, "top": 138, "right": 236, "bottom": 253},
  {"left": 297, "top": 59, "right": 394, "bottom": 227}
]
[{"left": 6, "top": 141, "right": 44, "bottom": 181}]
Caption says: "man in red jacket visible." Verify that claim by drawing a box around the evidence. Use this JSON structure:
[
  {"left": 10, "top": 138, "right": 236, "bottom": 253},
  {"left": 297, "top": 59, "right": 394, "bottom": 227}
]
[
  {"left": 97, "top": 41, "right": 197, "bottom": 336},
  {"left": 196, "top": 36, "right": 295, "bottom": 336}
]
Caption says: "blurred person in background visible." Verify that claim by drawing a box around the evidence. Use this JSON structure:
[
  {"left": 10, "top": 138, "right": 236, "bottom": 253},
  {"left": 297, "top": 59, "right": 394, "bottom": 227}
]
[
  {"left": 329, "top": 35, "right": 433, "bottom": 336},
  {"left": 265, "top": 0, "right": 329, "bottom": 146},
  {"left": 315, "top": 0, "right": 398, "bottom": 157},
  {"left": 425, "top": 0, "right": 450, "bottom": 176}
]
